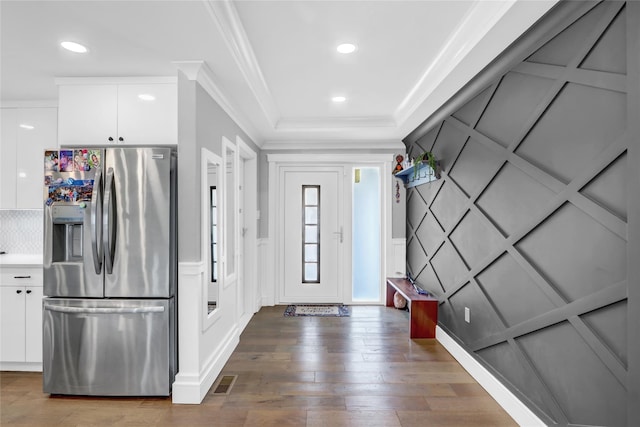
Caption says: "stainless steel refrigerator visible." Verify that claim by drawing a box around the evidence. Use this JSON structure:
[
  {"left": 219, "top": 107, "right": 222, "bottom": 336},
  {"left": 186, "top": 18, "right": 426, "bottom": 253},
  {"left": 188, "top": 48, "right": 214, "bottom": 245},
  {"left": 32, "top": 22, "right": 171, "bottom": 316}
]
[{"left": 42, "top": 146, "right": 177, "bottom": 396}]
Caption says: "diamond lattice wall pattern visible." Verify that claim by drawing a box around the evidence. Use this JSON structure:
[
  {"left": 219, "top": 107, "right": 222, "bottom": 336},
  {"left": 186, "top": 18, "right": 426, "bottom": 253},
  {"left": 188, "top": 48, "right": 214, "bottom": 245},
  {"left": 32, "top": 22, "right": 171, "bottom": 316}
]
[{"left": 403, "top": 2, "right": 636, "bottom": 426}]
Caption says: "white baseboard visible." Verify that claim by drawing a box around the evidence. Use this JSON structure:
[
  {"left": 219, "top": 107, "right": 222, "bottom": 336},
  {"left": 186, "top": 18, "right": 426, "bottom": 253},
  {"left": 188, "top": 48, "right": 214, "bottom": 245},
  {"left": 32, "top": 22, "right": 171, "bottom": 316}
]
[
  {"left": 436, "top": 326, "right": 545, "bottom": 427},
  {"left": 0, "top": 362, "right": 42, "bottom": 372},
  {"left": 172, "top": 326, "right": 239, "bottom": 404}
]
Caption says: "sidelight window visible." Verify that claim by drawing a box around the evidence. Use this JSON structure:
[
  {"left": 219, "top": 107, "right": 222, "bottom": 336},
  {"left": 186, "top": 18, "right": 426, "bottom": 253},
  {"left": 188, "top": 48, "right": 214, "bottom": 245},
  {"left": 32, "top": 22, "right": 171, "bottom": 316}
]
[{"left": 302, "top": 185, "right": 320, "bottom": 283}]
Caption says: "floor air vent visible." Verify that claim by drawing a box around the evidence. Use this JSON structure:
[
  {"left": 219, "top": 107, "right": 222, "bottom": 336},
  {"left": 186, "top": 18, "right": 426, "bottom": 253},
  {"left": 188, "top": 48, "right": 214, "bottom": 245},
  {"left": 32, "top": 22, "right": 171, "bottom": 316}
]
[{"left": 212, "top": 375, "right": 237, "bottom": 395}]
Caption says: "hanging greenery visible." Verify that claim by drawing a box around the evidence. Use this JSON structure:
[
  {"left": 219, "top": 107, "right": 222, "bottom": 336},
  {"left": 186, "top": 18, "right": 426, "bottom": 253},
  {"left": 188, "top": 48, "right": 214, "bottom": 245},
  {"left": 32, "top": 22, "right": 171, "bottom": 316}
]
[{"left": 413, "top": 151, "right": 438, "bottom": 179}]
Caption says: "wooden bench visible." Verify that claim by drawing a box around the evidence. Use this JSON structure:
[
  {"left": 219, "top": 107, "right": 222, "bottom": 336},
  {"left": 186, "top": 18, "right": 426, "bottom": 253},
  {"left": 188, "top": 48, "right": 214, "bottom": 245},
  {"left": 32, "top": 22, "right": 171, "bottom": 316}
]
[{"left": 386, "top": 277, "right": 438, "bottom": 339}]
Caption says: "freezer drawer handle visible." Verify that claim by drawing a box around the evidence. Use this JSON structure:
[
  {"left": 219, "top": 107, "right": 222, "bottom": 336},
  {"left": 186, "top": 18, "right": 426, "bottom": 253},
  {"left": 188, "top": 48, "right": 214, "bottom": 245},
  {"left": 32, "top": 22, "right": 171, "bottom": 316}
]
[{"left": 43, "top": 304, "right": 165, "bottom": 314}]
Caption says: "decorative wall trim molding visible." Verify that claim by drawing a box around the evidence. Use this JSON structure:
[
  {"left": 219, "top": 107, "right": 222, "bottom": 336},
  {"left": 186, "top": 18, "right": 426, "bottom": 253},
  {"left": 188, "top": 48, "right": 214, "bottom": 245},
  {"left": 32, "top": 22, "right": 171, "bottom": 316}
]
[
  {"left": 172, "top": 326, "right": 239, "bottom": 404},
  {"left": 405, "top": 1, "right": 596, "bottom": 144},
  {"left": 262, "top": 139, "right": 404, "bottom": 151},
  {"left": 257, "top": 238, "right": 274, "bottom": 306},
  {"left": 267, "top": 153, "right": 393, "bottom": 164},
  {"left": 395, "top": 0, "right": 518, "bottom": 126},
  {"left": 436, "top": 326, "right": 545, "bottom": 427},
  {"left": 173, "top": 60, "right": 261, "bottom": 146},
  {"left": 202, "top": 0, "right": 280, "bottom": 128},
  {"left": 389, "top": 238, "right": 407, "bottom": 278},
  {"left": 275, "top": 116, "right": 397, "bottom": 130}
]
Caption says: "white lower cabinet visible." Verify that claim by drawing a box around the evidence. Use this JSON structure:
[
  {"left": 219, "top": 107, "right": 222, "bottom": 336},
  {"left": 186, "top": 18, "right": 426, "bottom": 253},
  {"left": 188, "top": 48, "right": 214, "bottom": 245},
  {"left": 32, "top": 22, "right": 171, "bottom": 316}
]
[{"left": 0, "top": 267, "right": 43, "bottom": 370}]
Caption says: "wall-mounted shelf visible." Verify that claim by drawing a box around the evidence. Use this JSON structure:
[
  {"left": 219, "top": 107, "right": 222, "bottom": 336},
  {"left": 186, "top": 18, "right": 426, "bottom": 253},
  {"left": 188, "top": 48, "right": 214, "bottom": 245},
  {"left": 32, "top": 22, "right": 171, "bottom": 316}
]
[{"left": 394, "top": 161, "right": 441, "bottom": 188}]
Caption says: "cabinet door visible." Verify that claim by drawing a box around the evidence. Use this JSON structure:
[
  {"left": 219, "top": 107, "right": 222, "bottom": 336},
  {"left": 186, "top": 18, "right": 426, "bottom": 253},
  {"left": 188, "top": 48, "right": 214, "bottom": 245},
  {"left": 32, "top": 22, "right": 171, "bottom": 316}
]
[
  {"left": 117, "top": 84, "right": 177, "bottom": 145},
  {"left": 24, "top": 287, "right": 43, "bottom": 363},
  {"left": 17, "top": 108, "right": 57, "bottom": 208},
  {"left": 0, "top": 109, "right": 18, "bottom": 208},
  {"left": 0, "top": 286, "right": 26, "bottom": 362},
  {"left": 58, "top": 85, "right": 118, "bottom": 145}
]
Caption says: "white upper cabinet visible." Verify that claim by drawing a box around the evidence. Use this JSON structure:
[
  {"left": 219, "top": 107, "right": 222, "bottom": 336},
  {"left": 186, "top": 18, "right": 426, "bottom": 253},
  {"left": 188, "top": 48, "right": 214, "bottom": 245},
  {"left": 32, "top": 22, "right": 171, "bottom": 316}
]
[
  {"left": 0, "top": 107, "right": 58, "bottom": 209},
  {"left": 57, "top": 78, "right": 177, "bottom": 146},
  {"left": 58, "top": 84, "right": 118, "bottom": 145}
]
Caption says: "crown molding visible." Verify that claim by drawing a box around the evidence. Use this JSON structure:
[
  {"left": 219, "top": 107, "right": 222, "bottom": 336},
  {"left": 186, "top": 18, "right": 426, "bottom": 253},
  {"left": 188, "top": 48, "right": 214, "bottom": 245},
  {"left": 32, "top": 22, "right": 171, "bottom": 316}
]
[
  {"left": 394, "top": 0, "right": 517, "bottom": 126},
  {"left": 276, "top": 116, "right": 397, "bottom": 131},
  {"left": 203, "top": 0, "right": 280, "bottom": 129},
  {"left": 262, "top": 139, "right": 404, "bottom": 151},
  {"left": 173, "top": 60, "right": 262, "bottom": 146}
]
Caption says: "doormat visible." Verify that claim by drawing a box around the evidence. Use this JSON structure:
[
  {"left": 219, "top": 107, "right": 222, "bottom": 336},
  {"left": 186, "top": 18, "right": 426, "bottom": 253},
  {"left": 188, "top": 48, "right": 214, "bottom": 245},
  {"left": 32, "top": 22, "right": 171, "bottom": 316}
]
[{"left": 284, "top": 304, "right": 351, "bottom": 317}]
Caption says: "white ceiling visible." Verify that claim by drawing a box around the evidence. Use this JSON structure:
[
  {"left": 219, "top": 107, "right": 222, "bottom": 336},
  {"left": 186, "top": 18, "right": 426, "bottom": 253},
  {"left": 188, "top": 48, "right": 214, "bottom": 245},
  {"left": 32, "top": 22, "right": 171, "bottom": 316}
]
[{"left": 0, "top": 0, "right": 558, "bottom": 148}]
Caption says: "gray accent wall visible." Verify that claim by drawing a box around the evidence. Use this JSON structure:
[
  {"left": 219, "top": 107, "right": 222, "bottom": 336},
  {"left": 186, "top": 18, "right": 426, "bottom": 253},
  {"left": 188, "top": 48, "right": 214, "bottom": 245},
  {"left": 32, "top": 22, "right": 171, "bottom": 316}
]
[
  {"left": 403, "top": 2, "right": 637, "bottom": 426},
  {"left": 177, "top": 72, "right": 260, "bottom": 261}
]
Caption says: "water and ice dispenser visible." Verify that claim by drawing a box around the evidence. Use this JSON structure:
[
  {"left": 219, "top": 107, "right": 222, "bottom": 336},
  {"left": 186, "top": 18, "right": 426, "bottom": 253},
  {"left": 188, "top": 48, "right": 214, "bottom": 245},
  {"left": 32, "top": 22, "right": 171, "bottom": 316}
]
[
  {"left": 50, "top": 204, "right": 86, "bottom": 262},
  {"left": 44, "top": 202, "right": 102, "bottom": 297}
]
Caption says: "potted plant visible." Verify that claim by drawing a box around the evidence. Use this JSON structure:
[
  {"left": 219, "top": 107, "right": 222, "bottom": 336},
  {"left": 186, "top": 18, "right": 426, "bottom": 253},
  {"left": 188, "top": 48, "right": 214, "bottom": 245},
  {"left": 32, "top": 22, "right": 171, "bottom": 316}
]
[{"left": 413, "top": 151, "right": 441, "bottom": 180}]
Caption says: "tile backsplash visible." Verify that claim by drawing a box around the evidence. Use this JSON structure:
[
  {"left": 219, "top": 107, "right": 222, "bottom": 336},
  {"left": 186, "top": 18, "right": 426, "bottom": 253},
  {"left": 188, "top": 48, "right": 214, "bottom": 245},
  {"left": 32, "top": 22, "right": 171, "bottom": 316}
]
[{"left": 0, "top": 210, "right": 43, "bottom": 254}]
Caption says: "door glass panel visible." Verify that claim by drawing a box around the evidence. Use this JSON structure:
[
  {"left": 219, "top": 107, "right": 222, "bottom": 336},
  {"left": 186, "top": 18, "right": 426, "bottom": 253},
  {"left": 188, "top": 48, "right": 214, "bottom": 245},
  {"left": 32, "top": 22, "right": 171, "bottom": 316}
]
[
  {"left": 304, "top": 263, "right": 318, "bottom": 282},
  {"left": 304, "top": 187, "right": 318, "bottom": 205},
  {"left": 352, "top": 167, "right": 381, "bottom": 301},
  {"left": 304, "top": 226, "right": 318, "bottom": 243},
  {"left": 304, "top": 244, "right": 318, "bottom": 262},
  {"left": 302, "top": 185, "right": 320, "bottom": 283},
  {"left": 305, "top": 207, "right": 318, "bottom": 224}
]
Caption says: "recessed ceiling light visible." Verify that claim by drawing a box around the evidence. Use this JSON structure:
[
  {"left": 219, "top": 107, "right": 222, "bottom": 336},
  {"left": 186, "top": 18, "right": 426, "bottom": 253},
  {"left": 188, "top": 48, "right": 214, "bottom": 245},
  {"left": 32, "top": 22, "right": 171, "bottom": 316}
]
[
  {"left": 61, "top": 41, "right": 88, "bottom": 53},
  {"left": 19, "top": 124, "right": 35, "bottom": 130},
  {"left": 138, "top": 94, "right": 156, "bottom": 101},
  {"left": 337, "top": 43, "right": 357, "bottom": 54},
  {"left": 332, "top": 96, "right": 346, "bottom": 103}
]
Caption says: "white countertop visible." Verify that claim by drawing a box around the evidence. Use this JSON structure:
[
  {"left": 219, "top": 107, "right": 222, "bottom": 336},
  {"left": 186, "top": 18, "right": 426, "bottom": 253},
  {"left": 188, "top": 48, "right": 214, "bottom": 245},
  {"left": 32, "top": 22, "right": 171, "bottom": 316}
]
[{"left": 0, "top": 254, "right": 43, "bottom": 267}]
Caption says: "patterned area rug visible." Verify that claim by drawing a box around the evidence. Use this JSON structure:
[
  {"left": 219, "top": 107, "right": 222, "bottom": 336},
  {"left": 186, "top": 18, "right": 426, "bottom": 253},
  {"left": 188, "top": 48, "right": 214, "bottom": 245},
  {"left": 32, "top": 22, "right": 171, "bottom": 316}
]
[{"left": 284, "top": 304, "right": 351, "bottom": 317}]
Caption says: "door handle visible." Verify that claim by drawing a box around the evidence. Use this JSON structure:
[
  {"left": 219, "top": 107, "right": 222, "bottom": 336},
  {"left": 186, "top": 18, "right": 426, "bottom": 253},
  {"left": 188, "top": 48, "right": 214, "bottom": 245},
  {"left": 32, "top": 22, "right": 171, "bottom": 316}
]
[
  {"left": 44, "top": 304, "right": 165, "bottom": 314},
  {"left": 333, "top": 227, "right": 343, "bottom": 243},
  {"left": 103, "top": 167, "right": 116, "bottom": 274},
  {"left": 91, "top": 167, "right": 104, "bottom": 274}
]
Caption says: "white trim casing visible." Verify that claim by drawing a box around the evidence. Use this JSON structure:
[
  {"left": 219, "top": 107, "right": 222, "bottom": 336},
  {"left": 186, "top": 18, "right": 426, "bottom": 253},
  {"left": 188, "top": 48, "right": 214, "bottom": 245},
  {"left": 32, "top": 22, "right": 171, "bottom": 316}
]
[
  {"left": 389, "top": 238, "right": 407, "bottom": 278},
  {"left": 173, "top": 60, "right": 261, "bottom": 146},
  {"left": 173, "top": 261, "right": 205, "bottom": 404},
  {"left": 436, "top": 326, "right": 545, "bottom": 427},
  {"left": 268, "top": 153, "right": 394, "bottom": 305},
  {"left": 0, "top": 362, "right": 42, "bottom": 372}
]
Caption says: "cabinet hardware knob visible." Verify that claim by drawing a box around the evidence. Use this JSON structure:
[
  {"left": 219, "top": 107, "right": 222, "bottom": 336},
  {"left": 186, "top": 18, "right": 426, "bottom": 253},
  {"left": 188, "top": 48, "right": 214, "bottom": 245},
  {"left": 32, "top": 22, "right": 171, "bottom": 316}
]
[
  {"left": 108, "top": 137, "right": 114, "bottom": 142},
  {"left": 26, "top": 290, "right": 32, "bottom": 294},
  {"left": 14, "top": 276, "right": 31, "bottom": 279},
  {"left": 118, "top": 137, "right": 124, "bottom": 142},
  {"left": 16, "top": 290, "right": 22, "bottom": 294}
]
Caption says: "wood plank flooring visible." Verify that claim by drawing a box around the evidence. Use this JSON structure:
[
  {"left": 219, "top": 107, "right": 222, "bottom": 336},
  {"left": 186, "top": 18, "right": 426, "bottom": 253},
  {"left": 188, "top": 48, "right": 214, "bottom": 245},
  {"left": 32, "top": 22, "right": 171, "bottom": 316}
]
[{"left": 1, "top": 305, "right": 516, "bottom": 426}]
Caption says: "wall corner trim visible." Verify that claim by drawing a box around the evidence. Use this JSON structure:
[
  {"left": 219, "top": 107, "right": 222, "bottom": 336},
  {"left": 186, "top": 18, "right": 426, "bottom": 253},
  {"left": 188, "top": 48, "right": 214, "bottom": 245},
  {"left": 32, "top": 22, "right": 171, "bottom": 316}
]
[
  {"left": 436, "top": 326, "right": 545, "bottom": 427},
  {"left": 172, "top": 60, "right": 262, "bottom": 146},
  {"left": 172, "top": 325, "right": 240, "bottom": 404}
]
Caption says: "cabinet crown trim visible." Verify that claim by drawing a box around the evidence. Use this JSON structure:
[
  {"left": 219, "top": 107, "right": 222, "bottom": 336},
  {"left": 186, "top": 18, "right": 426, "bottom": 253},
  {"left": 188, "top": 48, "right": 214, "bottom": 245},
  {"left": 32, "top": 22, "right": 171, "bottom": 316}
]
[{"left": 55, "top": 76, "right": 177, "bottom": 86}]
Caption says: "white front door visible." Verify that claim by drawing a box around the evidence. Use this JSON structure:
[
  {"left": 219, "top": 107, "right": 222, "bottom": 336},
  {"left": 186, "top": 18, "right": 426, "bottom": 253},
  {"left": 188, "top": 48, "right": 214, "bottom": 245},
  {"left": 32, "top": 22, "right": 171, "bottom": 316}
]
[{"left": 280, "top": 167, "right": 344, "bottom": 303}]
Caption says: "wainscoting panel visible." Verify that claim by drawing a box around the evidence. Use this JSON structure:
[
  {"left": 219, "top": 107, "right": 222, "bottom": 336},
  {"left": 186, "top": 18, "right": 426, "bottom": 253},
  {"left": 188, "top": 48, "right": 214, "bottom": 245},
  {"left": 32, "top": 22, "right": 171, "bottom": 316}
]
[{"left": 404, "top": 2, "right": 634, "bottom": 426}]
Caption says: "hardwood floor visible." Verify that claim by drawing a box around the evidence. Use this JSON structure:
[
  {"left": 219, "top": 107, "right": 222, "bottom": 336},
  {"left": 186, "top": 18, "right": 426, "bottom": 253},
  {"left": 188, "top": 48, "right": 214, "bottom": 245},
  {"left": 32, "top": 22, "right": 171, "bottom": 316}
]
[{"left": 1, "top": 305, "right": 516, "bottom": 426}]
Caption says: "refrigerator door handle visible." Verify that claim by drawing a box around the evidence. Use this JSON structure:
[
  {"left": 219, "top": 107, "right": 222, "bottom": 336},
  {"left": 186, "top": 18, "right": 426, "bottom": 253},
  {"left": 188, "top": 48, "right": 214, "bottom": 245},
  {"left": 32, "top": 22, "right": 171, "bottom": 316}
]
[
  {"left": 90, "top": 167, "right": 104, "bottom": 274},
  {"left": 43, "top": 303, "right": 165, "bottom": 315},
  {"left": 103, "top": 167, "right": 116, "bottom": 274}
]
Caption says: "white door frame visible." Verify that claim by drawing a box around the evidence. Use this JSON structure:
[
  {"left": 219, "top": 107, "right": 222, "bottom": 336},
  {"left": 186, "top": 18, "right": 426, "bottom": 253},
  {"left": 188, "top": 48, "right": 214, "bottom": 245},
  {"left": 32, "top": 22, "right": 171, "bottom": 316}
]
[
  {"left": 267, "top": 153, "right": 394, "bottom": 305},
  {"left": 237, "top": 136, "right": 259, "bottom": 327}
]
